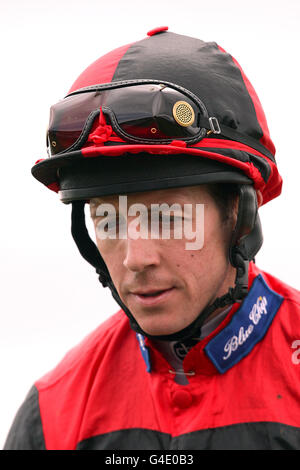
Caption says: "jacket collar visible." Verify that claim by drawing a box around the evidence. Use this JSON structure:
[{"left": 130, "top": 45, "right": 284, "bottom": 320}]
[{"left": 137, "top": 263, "right": 284, "bottom": 375}]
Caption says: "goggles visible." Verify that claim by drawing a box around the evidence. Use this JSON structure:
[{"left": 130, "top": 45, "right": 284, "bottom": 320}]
[{"left": 47, "top": 79, "right": 221, "bottom": 156}]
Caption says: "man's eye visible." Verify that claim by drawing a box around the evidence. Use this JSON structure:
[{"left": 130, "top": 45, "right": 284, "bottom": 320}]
[
  {"left": 96, "top": 218, "right": 114, "bottom": 231},
  {"left": 96, "top": 215, "right": 126, "bottom": 237},
  {"left": 160, "top": 214, "right": 183, "bottom": 224},
  {"left": 148, "top": 213, "right": 184, "bottom": 237}
]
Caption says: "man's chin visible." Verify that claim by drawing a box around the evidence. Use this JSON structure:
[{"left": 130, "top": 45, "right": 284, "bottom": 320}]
[{"left": 133, "top": 314, "right": 188, "bottom": 338}]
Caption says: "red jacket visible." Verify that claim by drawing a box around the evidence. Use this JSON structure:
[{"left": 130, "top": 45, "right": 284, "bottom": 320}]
[{"left": 4, "top": 262, "right": 300, "bottom": 450}]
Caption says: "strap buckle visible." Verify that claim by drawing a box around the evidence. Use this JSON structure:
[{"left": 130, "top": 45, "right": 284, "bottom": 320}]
[{"left": 208, "top": 116, "right": 221, "bottom": 134}]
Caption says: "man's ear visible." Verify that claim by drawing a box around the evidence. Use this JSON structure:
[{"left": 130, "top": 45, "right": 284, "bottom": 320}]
[
  {"left": 256, "top": 190, "right": 263, "bottom": 208},
  {"left": 232, "top": 188, "right": 262, "bottom": 223}
]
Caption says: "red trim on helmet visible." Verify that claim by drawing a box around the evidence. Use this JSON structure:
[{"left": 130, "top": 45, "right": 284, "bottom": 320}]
[
  {"left": 68, "top": 42, "right": 136, "bottom": 94},
  {"left": 261, "top": 163, "right": 282, "bottom": 204},
  {"left": 81, "top": 142, "right": 253, "bottom": 172},
  {"left": 80, "top": 141, "right": 283, "bottom": 204},
  {"left": 191, "top": 138, "right": 271, "bottom": 157},
  {"left": 217, "top": 45, "right": 275, "bottom": 157},
  {"left": 82, "top": 137, "right": 272, "bottom": 159},
  {"left": 147, "top": 26, "right": 169, "bottom": 36},
  {"left": 47, "top": 182, "right": 60, "bottom": 193}
]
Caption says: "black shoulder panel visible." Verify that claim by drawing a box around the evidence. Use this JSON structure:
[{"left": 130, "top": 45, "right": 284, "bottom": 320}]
[
  {"left": 76, "top": 422, "right": 300, "bottom": 450},
  {"left": 3, "top": 385, "right": 46, "bottom": 450}
]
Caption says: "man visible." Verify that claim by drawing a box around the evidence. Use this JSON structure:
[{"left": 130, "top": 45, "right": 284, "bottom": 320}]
[{"left": 4, "top": 27, "right": 300, "bottom": 450}]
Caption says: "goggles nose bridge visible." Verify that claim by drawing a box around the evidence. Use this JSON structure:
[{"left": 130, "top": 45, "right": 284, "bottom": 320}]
[
  {"left": 151, "top": 86, "right": 165, "bottom": 117},
  {"left": 150, "top": 88, "right": 179, "bottom": 132}
]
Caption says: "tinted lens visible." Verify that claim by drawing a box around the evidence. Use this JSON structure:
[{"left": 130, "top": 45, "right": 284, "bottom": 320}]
[
  {"left": 106, "top": 84, "right": 201, "bottom": 140},
  {"left": 47, "top": 83, "right": 203, "bottom": 155},
  {"left": 48, "top": 92, "right": 105, "bottom": 155}
]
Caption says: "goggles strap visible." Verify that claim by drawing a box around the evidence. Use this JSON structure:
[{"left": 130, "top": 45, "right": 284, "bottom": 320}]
[{"left": 196, "top": 115, "right": 274, "bottom": 161}]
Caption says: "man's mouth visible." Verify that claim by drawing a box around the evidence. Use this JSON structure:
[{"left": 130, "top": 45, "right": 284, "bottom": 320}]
[{"left": 130, "top": 287, "right": 175, "bottom": 306}]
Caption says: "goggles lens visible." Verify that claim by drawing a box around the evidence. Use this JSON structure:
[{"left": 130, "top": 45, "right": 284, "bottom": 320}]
[{"left": 47, "top": 83, "right": 208, "bottom": 156}]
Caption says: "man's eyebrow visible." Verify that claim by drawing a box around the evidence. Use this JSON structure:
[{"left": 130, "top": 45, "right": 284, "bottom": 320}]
[
  {"left": 90, "top": 198, "right": 105, "bottom": 211},
  {"left": 90, "top": 208, "right": 107, "bottom": 219},
  {"left": 90, "top": 201, "right": 119, "bottom": 219},
  {"left": 90, "top": 198, "right": 103, "bottom": 208},
  {"left": 90, "top": 203, "right": 102, "bottom": 219}
]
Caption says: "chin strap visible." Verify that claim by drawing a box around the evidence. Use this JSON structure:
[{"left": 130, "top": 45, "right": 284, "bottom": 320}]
[
  {"left": 137, "top": 256, "right": 250, "bottom": 343},
  {"left": 70, "top": 184, "right": 262, "bottom": 343},
  {"left": 71, "top": 200, "right": 111, "bottom": 287}
]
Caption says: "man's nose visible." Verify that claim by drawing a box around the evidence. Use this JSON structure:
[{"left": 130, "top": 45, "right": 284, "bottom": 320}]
[{"left": 123, "top": 233, "right": 160, "bottom": 273}]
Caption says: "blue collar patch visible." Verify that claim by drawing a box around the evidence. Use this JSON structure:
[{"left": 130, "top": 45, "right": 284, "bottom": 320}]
[
  {"left": 204, "top": 274, "right": 284, "bottom": 374},
  {"left": 136, "top": 333, "right": 151, "bottom": 373}
]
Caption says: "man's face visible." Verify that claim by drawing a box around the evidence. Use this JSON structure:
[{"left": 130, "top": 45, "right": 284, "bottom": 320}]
[{"left": 90, "top": 185, "right": 236, "bottom": 337}]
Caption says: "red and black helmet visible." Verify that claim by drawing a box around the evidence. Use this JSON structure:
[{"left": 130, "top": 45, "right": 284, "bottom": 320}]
[
  {"left": 31, "top": 28, "right": 283, "bottom": 341},
  {"left": 32, "top": 26, "right": 281, "bottom": 205}
]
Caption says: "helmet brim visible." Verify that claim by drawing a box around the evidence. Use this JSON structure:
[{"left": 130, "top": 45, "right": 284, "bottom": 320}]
[{"left": 32, "top": 146, "right": 252, "bottom": 203}]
